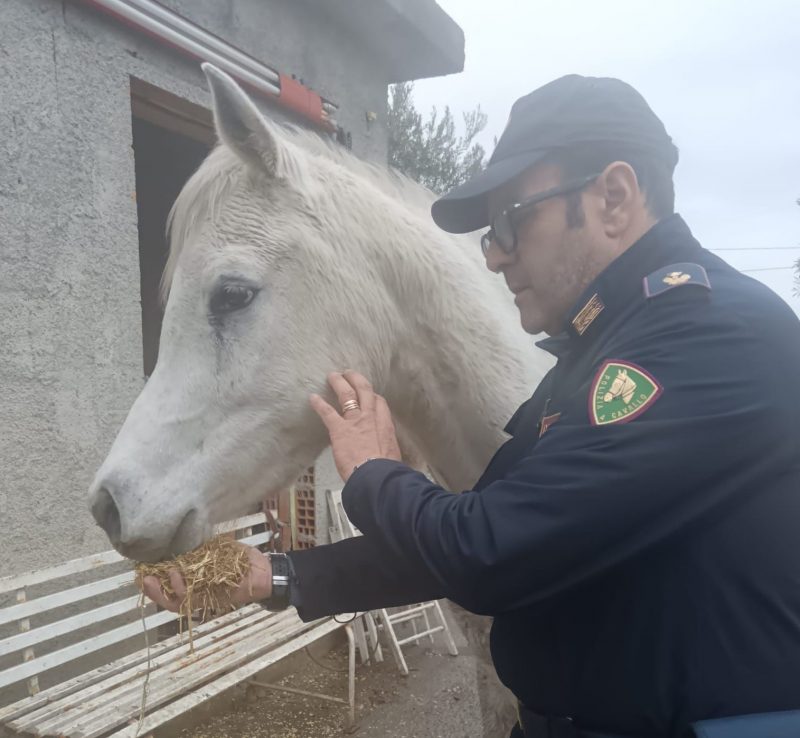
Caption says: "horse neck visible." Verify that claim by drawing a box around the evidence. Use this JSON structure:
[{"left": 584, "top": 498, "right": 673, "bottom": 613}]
[{"left": 370, "top": 221, "right": 536, "bottom": 491}]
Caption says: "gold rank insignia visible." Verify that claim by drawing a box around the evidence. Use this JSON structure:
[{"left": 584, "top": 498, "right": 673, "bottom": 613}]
[
  {"left": 590, "top": 360, "right": 663, "bottom": 426},
  {"left": 571, "top": 293, "right": 605, "bottom": 335},
  {"left": 663, "top": 271, "right": 691, "bottom": 286},
  {"left": 643, "top": 262, "right": 711, "bottom": 299}
]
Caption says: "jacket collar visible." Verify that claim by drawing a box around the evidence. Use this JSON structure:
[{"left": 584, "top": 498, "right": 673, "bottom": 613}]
[{"left": 536, "top": 214, "right": 702, "bottom": 357}]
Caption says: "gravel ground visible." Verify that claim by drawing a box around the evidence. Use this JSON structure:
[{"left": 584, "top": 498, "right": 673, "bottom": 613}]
[{"left": 176, "top": 610, "right": 485, "bottom": 738}]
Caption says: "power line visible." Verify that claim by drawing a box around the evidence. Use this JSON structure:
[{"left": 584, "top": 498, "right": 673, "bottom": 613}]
[
  {"left": 741, "top": 266, "right": 795, "bottom": 273},
  {"left": 713, "top": 246, "right": 800, "bottom": 251}
]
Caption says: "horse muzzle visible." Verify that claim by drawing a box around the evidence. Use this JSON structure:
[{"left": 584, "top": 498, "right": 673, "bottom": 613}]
[{"left": 88, "top": 475, "right": 207, "bottom": 563}]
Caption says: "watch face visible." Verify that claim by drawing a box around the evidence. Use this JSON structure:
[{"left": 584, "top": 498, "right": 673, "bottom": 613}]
[
  {"left": 262, "top": 554, "right": 292, "bottom": 611},
  {"left": 269, "top": 553, "right": 290, "bottom": 577}
]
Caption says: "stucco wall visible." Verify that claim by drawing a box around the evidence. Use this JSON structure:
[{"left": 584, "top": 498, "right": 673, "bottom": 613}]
[{"left": 0, "top": 0, "right": 418, "bottom": 575}]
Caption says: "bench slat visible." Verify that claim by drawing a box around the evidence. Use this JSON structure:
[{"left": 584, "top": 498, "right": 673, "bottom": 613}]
[
  {"left": 0, "top": 572, "right": 134, "bottom": 628},
  {"left": 20, "top": 608, "right": 285, "bottom": 735},
  {"left": 35, "top": 611, "right": 310, "bottom": 738},
  {"left": 0, "top": 609, "right": 178, "bottom": 691},
  {"left": 109, "top": 617, "right": 348, "bottom": 738},
  {"left": 215, "top": 513, "right": 268, "bottom": 534},
  {"left": 0, "top": 595, "right": 146, "bottom": 659},
  {"left": 0, "top": 551, "right": 126, "bottom": 597},
  {"left": 236, "top": 531, "right": 270, "bottom": 548},
  {"left": 0, "top": 605, "right": 265, "bottom": 725}
]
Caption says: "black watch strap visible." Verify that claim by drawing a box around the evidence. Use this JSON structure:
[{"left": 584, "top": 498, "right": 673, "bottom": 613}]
[{"left": 260, "top": 553, "right": 294, "bottom": 611}]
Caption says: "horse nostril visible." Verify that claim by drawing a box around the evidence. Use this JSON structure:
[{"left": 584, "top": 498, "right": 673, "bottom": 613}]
[{"left": 90, "top": 486, "right": 122, "bottom": 544}]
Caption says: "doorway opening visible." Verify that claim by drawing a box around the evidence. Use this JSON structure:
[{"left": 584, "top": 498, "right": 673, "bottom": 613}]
[{"left": 130, "top": 77, "right": 214, "bottom": 378}]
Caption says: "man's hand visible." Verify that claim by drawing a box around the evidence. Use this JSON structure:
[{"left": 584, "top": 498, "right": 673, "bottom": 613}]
[
  {"left": 140, "top": 543, "right": 272, "bottom": 613},
  {"left": 310, "top": 371, "right": 402, "bottom": 483}
]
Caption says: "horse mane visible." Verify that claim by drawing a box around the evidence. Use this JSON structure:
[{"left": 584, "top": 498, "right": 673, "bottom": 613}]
[
  {"left": 162, "top": 124, "right": 438, "bottom": 304},
  {"left": 283, "top": 124, "right": 437, "bottom": 211}
]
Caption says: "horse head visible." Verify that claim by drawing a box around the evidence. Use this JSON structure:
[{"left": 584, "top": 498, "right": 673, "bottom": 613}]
[
  {"left": 603, "top": 369, "right": 637, "bottom": 405},
  {"left": 88, "top": 65, "right": 545, "bottom": 562}
]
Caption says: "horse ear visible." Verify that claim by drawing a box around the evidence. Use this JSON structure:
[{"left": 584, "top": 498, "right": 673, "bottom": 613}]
[{"left": 202, "top": 63, "right": 281, "bottom": 176}]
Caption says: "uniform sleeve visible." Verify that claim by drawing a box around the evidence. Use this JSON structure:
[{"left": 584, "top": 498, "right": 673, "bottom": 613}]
[
  {"left": 342, "top": 303, "right": 795, "bottom": 616},
  {"left": 287, "top": 531, "right": 445, "bottom": 621}
]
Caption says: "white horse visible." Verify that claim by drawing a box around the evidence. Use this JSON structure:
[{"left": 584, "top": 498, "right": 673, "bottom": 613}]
[{"left": 88, "top": 64, "right": 552, "bottom": 734}]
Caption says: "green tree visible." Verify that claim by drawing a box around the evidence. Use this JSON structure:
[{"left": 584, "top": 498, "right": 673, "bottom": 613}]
[{"left": 387, "top": 82, "right": 487, "bottom": 195}]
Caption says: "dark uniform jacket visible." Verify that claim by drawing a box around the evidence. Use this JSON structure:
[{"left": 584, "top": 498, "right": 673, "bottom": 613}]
[{"left": 289, "top": 215, "right": 800, "bottom": 737}]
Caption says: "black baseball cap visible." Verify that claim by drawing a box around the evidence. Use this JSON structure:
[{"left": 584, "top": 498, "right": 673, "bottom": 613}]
[{"left": 431, "top": 74, "right": 678, "bottom": 233}]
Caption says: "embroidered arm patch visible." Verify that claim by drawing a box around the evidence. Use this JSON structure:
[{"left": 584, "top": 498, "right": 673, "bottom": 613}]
[
  {"left": 589, "top": 360, "right": 663, "bottom": 425},
  {"left": 643, "top": 262, "right": 711, "bottom": 299}
]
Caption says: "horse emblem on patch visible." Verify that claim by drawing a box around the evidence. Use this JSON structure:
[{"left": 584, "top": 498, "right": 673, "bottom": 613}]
[{"left": 589, "top": 360, "right": 663, "bottom": 426}]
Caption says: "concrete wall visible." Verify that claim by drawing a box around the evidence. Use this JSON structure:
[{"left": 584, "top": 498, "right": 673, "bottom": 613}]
[{"left": 0, "top": 0, "right": 456, "bottom": 575}]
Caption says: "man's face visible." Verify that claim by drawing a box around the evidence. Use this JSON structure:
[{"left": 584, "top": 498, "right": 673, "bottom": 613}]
[{"left": 485, "top": 163, "right": 612, "bottom": 336}]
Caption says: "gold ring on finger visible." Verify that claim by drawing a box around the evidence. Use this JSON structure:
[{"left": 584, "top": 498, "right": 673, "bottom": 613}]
[{"left": 342, "top": 399, "right": 360, "bottom": 413}]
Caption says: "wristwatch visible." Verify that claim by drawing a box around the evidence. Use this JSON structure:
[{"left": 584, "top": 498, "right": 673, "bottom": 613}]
[{"left": 259, "top": 553, "right": 294, "bottom": 611}]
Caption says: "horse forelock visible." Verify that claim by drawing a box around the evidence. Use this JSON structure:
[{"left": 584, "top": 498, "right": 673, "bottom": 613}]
[{"left": 162, "top": 146, "right": 241, "bottom": 305}]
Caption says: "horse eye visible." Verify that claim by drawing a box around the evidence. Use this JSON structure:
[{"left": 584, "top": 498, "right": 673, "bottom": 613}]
[{"left": 209, "top": 284, "right": 257, "bottom": 315}]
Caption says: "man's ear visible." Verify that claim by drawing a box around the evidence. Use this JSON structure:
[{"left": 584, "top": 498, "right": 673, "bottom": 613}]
[{"left": 598, "top": 161, "right": 639, "bottom": 236}]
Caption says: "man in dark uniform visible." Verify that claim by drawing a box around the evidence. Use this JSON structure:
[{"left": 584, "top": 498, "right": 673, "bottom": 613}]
[{"left": 144, "top": 76, "right": 800, "bottom": 737}]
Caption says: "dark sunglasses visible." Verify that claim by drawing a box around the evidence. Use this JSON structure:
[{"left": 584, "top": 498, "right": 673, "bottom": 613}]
[{"left": 481, "top": 172, "right": 601, "bottom": 257}]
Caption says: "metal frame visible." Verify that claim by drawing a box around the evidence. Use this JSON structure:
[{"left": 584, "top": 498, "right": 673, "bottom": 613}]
[
  {"left": 248, "top": 622, "right": 356, "bottom": 729},
  {"left": 325, "top": 489, "right": 459, "bottom": 676}
]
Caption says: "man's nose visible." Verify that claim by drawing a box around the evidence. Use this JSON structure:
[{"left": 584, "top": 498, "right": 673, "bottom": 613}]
[{"left": 483, "top": 239, "right": 515, "bottom": 274}]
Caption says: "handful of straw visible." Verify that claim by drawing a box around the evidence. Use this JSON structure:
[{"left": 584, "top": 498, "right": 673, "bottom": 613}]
[
  {"left": 132, "top": 536, "right": 252, "bottom": 733},
  {"left": 135, "top": 536, "right": 251, "bottom": 647}
]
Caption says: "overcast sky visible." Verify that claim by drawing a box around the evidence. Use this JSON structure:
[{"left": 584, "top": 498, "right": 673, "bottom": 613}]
[{"left": 413, "top": 0, "right": 800, "bottom": 315}]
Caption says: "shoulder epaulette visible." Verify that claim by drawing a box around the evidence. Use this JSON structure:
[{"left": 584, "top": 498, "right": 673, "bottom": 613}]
[{"left": 643, "top": 263, "right": 711, "bottom": 299}]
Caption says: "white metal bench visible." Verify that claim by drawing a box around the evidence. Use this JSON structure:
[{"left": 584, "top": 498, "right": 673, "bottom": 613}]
[{"left": 0, "top": 513, "right": 357, "bottom": 737}]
